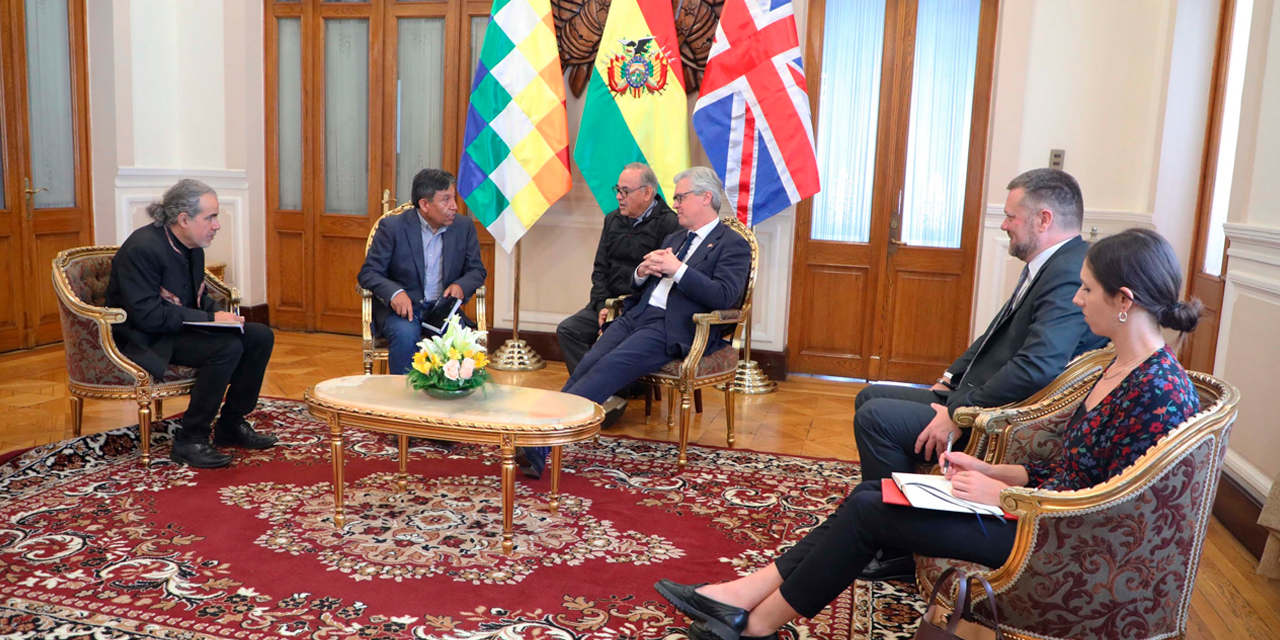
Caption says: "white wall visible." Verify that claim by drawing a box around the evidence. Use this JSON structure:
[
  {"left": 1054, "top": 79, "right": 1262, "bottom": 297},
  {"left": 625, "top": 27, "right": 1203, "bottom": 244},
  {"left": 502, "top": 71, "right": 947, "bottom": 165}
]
[{"left": 88, "top": 0, "right": 267, "bottom": 307}]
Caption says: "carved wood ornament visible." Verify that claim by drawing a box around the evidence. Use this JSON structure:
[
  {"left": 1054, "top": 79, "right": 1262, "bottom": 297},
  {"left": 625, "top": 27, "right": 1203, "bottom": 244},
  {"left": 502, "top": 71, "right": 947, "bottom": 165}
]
[{"left": 551, "top": 0, "right": 726, "bottom": 97}]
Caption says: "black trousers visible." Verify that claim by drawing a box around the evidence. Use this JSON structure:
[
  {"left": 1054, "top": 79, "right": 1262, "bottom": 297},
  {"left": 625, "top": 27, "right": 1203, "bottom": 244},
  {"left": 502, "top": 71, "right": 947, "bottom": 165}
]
[
  {"left": 169, "top": 322, "right": 274, "bottom": 443},
  {"left": 853, "top": 384, "right": 966, "bottom": 482},
  {"left": 555, "top": 305, "right": 602, "bottom": 376},
  {"left": 774, "top": 480, "right": 1016, "bottom": 619}
]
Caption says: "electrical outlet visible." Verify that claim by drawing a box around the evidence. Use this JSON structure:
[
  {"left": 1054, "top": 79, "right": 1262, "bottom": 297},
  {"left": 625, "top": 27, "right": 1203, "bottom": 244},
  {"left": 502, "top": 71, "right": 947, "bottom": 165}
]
[{"left": 1049, "top": 149, "right": 1065, "bottom": 170}]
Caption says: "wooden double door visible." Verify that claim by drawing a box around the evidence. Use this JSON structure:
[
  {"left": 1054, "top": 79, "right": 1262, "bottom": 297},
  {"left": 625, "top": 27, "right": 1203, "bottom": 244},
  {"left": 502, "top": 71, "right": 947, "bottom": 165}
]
[
  {"left": 0, "top": 0, "right": 93, "bottom": 352},
  {"left": 265, "top": 0, "right": 495, "bottom": 334},
  {"left": 787, "top": 0, "right": 997, "bottom": 383}
]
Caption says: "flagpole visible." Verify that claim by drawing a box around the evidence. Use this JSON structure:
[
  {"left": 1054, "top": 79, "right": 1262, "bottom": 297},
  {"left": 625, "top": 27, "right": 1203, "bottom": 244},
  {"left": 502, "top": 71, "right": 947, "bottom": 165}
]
[
  {"left": 489, "top": 239, "right": 546, "bottom": 371},
  {"left": 721, "top": 281, "right": 776, "bottom": 396}
]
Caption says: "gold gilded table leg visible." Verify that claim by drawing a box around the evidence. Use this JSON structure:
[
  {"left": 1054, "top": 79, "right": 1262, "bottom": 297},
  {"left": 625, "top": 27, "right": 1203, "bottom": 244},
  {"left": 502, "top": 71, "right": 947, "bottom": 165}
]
[
  {"left": 328, "top": 415, "right": 346, "bottom": 528},
  {"left": 397, "top": 434, "right": 409, "bottom": 492},
  {"left": 500, "top": 435, "right": 516, "bottom": 555},
  {"left": 549, "top": 445, "right": 562, "bottom": 515}
]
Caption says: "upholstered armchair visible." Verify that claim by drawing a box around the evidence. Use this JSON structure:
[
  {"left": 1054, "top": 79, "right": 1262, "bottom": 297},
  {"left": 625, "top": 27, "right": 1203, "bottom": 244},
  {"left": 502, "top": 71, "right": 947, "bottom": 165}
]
[
  {"left": 52, "top": 245, "right": 240, "bottom": 466},
  {"left": 359, "top": 199, "right": 486, "bottom": 375},
  {"left": 605, "top": 215, "right": 759, "bottom": 469},
  {"left": 951, "top": 344, "right": 1117, "bottom": 464},
  {"left": 912, "top": 369, "right": 1240, "bottom": 640}
]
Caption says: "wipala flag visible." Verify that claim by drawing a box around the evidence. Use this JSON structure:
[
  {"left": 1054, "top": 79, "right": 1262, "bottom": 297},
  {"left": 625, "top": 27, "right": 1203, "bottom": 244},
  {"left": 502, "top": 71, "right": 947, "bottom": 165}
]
[
  {"left": 573, "top": 0, "right": 690, "bottom": 213},
  {"left": 693, "top": 0, "right": 819, "bottom": 226},
  {"left": 459, "top": 0, "right": 571, "bottom": 252}
]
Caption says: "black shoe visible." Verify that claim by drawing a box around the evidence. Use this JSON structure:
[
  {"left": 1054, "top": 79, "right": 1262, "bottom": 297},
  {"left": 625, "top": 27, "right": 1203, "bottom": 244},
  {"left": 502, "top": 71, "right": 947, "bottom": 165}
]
[
  {"left": 688, "top": 622, "right": 777, "bottom": 640},
  {"left": 654, "top": 579, "right": 748, "bottom": 640},
  {"left": 212, "top": 420, "right": 278, "bottom": 450},
  {"left": 857, "top": 554, "right": 915, "bottom": 582},
  {"left": 600, "top": 400, "right": 628, "bottom": 429},
  {"left": 170, "top": 441, "right": 233, "bottom": 468},
  {"left": 514, "top": 448, "right": 542, "bottom": 479}
]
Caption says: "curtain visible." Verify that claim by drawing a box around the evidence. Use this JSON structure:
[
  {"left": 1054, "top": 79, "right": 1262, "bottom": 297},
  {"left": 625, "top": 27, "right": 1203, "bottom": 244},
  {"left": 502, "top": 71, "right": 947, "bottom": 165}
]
[
  {"left": 25, "top": 0, "right": 76, "bottom": 208},
  {"left": 324, "top": 19, "right": 370, "bottom": 216},
  {"left": 808, "top": 0, "right": 885, "bottom": 244},
  {"left": 395, "top": 18, "right": 446, "bottom": 207},
  {"left": 900, "top": 0, "right": 981, "bottom": 249},
  {"left": 278, "top": 18, "right": 303, "bottom": 210}
]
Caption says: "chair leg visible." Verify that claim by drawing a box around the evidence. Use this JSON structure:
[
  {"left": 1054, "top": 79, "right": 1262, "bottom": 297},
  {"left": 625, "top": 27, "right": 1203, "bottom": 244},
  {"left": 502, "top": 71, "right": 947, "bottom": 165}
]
[
  {"left": 364, "top": 357, "right": 373, "bottom": 376},
  {"left": 677, "top": 390, "right": 693, "bottom": 469},
  {"left": 376, "top": 358, "right": 388, "bottom": 375},
  {"left": 70, "top": 396, "right": 84, "bottom": 437},
  {"left": 644, "top": 386, "right": 653, "bottom": 423},
  {"left": 694, "top": 389, "right": 703, "bottom": 414},
  {"left": 666, "top": 390, "right": 677, "bottom": 429},
  {"left": 137, "top": 401, "right": 153, "bottom": 467},
  {"left": 653, "top": 386, "right": 661, "bottom": 401},
  {"left": 724, "top": 385, "right": 735, "bottom": 447},
  {"left": 154, "top": 398, "right": 164, "bottom": 421}
]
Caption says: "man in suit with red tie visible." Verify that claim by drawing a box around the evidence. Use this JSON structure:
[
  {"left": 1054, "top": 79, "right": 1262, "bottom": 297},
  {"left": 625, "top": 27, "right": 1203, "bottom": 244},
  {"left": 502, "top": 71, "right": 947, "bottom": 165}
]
[
  {"left": 853, "top": 168, "right": 1108, "bottom": 581},
  {"left": 519, "top": 167, "right": 752, "bottom": 478}
]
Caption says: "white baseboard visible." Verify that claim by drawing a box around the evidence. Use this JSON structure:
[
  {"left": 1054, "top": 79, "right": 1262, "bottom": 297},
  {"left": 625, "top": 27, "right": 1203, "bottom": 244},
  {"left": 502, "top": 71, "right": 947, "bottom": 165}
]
[{"left": 1223, "top": 448, "right": 1273, "bottom": 504}]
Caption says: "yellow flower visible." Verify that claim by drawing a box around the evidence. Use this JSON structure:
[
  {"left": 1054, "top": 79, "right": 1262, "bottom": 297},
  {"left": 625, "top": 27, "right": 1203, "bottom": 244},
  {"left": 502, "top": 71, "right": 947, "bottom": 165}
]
[
  {"left": 472, "top": 352, "right": 488, "bottom": 370},
  {"left": 430, "top": 353, "right": 443, "bottom": 367},
  {"left": 463, "top": 349, "right": 476, "bottom": 360},
  {"left": 447, "top": 348, "right": 461, "bottom": 361},
  {"left": 412, "top": 351, "right": 432, "bottom": 374}
]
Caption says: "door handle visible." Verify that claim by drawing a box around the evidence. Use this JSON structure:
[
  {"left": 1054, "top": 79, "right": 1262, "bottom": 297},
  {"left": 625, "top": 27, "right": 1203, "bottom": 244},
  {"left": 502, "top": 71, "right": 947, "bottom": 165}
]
[
  {"left": 23, "top": 178, "right": 47, "bottom": 220},
  {"left": 889, "top": 238, "right": 907, "bottom": 246}
]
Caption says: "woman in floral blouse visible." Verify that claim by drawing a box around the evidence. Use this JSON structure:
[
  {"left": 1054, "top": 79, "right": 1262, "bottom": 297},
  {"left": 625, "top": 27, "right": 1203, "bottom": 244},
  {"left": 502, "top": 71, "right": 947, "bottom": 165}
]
[{"left": 654, "top": 228, "right": 1203, "bottom": 640}]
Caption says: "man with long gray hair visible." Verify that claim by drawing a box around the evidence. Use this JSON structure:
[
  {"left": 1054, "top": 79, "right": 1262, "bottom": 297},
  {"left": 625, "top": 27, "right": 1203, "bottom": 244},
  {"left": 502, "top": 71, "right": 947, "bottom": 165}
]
[
  {"left": 106, "top": 179, "right": 277, "bottom": 468},
  {"left": 519, "top": 167, "right": 751, "bottom": 478}
]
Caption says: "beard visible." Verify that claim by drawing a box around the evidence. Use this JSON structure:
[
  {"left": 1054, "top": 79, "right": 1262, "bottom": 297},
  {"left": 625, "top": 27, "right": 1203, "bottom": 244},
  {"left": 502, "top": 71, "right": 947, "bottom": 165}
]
[{"left": 1008, "top": 234, "right": 1037, "bottom": 261}]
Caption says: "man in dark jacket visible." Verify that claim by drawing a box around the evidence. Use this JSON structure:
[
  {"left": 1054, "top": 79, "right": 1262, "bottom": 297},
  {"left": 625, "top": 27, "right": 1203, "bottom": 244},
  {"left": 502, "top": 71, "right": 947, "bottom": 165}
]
[
  {"left": 358, "top": 169, "right": 488, "bottom": 375},
  {"left": 853, "top": 168, "right": 1108, "bottom": 580},
  {"left": 556, "top": 162, "right": 679, "bottom": 374},
  {"left": 107, "top": 179, "right": 276, "bottom": 469}
]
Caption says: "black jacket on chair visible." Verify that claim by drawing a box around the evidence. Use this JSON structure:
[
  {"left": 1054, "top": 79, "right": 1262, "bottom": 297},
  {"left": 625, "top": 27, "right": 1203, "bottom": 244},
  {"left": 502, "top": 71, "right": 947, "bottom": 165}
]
[
  {"left": 588, "top": 197, "right": 680, "bottom": 313},
  {"left": 945, "top": 235, "right": 1108, "bottom": 413},
  {"left": 106, "top": 224, "right": 223, "bottom": 380},
  {"left": 623, "top": 222, "right": 752, "bottom": 358}
]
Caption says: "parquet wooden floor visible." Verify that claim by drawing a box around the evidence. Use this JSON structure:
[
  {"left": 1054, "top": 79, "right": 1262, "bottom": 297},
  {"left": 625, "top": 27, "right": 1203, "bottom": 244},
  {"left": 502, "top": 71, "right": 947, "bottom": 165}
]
[{"left": 1, "top": 330, "right": 1276, "bottom": 639}]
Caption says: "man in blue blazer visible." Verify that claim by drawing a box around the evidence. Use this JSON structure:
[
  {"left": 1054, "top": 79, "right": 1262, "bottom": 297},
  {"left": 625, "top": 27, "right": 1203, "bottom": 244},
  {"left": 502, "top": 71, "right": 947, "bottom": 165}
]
[
  {"left": 521, "top": 167, "right": 752, "bottom": 478},
  {"left": 358, "top": 169, "right": 487, "bottom": 375}
]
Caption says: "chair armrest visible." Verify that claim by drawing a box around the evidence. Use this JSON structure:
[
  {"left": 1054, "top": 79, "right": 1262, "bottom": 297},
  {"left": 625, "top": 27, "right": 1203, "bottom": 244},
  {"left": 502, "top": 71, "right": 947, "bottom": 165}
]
[
  {"left": 359, "top": 286, "right": 374, "bottom": 344},
  {"left": 203, "top": 271, "right": 241, "bottom": 315},
  {"left": 604, "top": 295, "right": 628, "bottom": 322},
  {"left": 475, "top": 285, "right": 487, "bottom": 334},
  {"left": 678, "top": 305, "right": 749, "bottom": 378},
  {"left": 52, "top": 266, "right": 150, "bottom": 385}
]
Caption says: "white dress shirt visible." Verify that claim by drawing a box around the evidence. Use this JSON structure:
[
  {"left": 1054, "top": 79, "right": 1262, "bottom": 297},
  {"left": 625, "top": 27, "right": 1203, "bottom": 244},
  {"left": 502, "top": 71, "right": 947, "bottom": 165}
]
[
  {"left": 1014, "top": 236, "right": 1073, "bottom": 307},
  {"left": 637, "top": 218, "right": 720, "bottom": 310}
]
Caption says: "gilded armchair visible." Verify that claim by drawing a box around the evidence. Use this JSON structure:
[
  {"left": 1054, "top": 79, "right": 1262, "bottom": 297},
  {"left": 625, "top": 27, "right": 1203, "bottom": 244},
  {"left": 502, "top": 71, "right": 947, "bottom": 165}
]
[
  {"left": 359, "top": 199, "right": 487, "bottom": 375},
  {"left": 52, "top": 245, "right": 240, "bottom": 466},
  {"left": 912, "top": 369, "right": 1240, "bottom": 640},
  {"left": 606, "top": 215, "right": 759, "bottom": 469}
]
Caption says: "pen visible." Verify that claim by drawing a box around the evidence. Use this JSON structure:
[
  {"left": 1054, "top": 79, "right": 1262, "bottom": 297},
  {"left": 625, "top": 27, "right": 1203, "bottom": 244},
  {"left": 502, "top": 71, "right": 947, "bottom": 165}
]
[{"left": 943, "top": 431, "right": 955, "bottom": 474}]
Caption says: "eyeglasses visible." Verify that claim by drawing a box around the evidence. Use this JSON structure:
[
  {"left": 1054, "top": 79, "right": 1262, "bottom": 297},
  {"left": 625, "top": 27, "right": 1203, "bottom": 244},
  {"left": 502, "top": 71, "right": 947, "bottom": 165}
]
[
  {"left": 612, "top": 185, "right": 645, "bottom": 197},
  {"left": 672, "top": 190, "right": 699, "bottom": 204}
]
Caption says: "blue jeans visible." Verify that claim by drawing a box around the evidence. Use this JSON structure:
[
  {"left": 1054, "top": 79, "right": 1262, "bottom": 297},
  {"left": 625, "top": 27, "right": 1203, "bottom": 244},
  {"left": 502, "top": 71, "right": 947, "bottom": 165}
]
[{"left": 382, "top": 310, "right": 424, "bottom": 375}]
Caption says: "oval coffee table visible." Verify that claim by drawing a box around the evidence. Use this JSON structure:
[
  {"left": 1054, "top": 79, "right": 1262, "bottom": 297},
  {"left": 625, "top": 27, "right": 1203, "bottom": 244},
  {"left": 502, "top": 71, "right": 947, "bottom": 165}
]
[{"left": 304, "top": 375, "right": 602, "bottom": 554}]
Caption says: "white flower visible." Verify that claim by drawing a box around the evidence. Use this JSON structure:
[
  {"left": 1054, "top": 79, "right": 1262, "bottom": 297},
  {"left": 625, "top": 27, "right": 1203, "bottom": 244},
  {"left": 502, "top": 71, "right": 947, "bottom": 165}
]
[
  {"left": 459, "top": 358, "right": 475, "bottom": 380},
  {"left": 443, "top": 359, "right": 460, "bottom": 380}
]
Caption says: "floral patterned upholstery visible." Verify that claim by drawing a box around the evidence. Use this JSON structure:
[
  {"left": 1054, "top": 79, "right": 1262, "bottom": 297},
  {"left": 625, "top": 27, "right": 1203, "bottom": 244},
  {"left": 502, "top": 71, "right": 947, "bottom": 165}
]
[
  {"left": 62, "top": 255, "right": 113, "bottom": 308},
  {"left": 653, "top": 342, "right": 739, "bottom": 378},
  {"left": 913, "top": 373, "right": 1238, "bottom": 640},
  {"left": 995, "top": 401, "right": 1075, "bottom": 468}
]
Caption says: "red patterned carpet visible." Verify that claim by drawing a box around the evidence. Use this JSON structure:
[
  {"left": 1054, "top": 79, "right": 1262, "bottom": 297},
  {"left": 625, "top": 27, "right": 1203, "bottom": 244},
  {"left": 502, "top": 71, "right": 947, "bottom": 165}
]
[{"left": 0, "top": 398, "right": 924, "bottom": 639}]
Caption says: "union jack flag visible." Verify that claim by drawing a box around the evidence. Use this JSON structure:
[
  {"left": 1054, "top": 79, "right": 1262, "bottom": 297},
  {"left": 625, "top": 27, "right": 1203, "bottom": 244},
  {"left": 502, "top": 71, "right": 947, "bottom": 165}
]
[{"left": 693, "top": 0, "right": 819, "bottom": 227}]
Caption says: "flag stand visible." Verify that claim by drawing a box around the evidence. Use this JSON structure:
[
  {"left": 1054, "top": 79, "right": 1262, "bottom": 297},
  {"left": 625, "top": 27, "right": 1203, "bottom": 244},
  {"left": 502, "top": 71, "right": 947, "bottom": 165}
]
[
  {"left": 490, "top": 240, "right": 546, "bottom": 371},
  {"left": 718, "top": 307, "right": 776, "bottom": 394}
]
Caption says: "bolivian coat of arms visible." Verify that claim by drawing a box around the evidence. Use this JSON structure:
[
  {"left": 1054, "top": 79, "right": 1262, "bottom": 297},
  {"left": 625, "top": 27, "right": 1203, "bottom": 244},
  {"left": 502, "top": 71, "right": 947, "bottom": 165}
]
[{"left": 605, "top": 36, "right": 673, "bottom": 98}]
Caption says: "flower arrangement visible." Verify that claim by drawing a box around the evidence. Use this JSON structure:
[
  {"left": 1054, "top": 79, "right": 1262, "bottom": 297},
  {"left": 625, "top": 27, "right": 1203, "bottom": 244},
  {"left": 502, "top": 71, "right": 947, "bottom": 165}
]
[{"left": 406, "top": 315, "right": 489, "bottom": 397}]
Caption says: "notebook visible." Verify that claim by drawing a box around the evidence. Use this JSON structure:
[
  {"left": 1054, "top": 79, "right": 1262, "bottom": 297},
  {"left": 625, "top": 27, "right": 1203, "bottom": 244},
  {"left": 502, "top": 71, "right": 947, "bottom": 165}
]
[
  {"left": 885, "top": 472, "right": 1016, "bottom": 519},
  {"left": 420, "top": 296, "right": 462, "bottom": 335},
  {"left": 183, "top": 320, "right": 245, "bottom": 333}
]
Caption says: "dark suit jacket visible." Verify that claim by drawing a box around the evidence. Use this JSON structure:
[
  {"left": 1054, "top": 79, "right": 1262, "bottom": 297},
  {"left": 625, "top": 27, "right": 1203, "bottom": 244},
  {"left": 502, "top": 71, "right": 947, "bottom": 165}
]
[
  {"left": 105, "top": 224, "right": 223, "bottom": 379},
  {"left": 623, "top": 221, "right": 752, "bottom": 358},
  {"left": 945, "top": 235, "right": 1108, "bottom": 414},
  {"left": 589, "top": 198, "right": 680, "bottom": 312},
  {"left": 357, "top": 209, "right": 488, "bottom": 334}
]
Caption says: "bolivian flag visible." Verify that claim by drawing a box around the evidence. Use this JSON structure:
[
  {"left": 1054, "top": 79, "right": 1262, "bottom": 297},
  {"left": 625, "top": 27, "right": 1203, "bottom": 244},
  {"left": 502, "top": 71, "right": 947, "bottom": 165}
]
[
  {"left": 459, "top": 0, "right": 571, "bottom": 252},
  {"left": 573, "top": 0, "right": 690, "bottom": 213}
]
